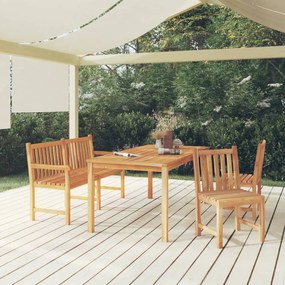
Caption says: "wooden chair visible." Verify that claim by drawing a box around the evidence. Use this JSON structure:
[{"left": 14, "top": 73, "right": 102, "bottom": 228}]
[
  {"left": 239, "top": 140, "right": 266, "bottom": 219},
  {"left": 240, "top": 140, "right": 266, "bottom": 194},
  {"left": 193, "top": 146, "right": 265, "bottom": 248}
]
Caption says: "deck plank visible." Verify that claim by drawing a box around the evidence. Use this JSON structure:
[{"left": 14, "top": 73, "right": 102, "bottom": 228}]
[
  {"left": 0, "top": 177, "right": 153, "bottom": 284},
  {"left": 0, "top": 177, "right": 284, "bottom": 285},
  {"left": 225, "top": 186, "right": 283, "bottom": 285},
  {"left": 83, "top": 181, "right": 193, "bottom": 285},
  {"left": 188, "top": 186, "right": 273, "bottom": 285},
  {"left": 250, "top": 187, "right": 285, "bottom": 285},
  {"left": 42, "top": 180, "right": 187, "bottom": 285},
  {"left": 272, "top": 225, "right": 285, "bottom": 285}
]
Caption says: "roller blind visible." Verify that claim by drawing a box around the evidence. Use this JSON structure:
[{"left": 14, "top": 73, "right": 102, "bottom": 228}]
[
  {"left": 0, "top": 55, "right": 11, "bottom": 129},
  {"left": 12, "top": 57, "right": 69, "bottom": 113}
]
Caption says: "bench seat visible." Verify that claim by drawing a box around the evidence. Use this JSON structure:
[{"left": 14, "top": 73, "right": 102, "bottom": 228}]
[{"left": 34, "top": 167, "right": 120, "bottom": 188}]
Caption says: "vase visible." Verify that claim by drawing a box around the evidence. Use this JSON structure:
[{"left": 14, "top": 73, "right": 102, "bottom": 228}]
[
  {"left": 163, "top": 130, "right": 173, "bottom": 149},
  {"left": 155, "top": 139, "right": 162, "bottom": 149}
]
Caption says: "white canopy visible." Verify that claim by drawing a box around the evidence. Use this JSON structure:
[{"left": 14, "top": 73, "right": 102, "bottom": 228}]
[
  {"left": 0, "top": 0, "right": 201, "bottom": 59},
  {"left": 0, "top": 0, "right": 284, "bottom": 64},
  {"left": 0, "top": 0, "right": 284, "bottom": 133},
  {"left": 218, "top": 0, "right": 285, "bottom": 35}
]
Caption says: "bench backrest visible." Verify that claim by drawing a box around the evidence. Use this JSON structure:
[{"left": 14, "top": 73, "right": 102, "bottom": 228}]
[
  {"left": 26, "top": 135, "right": 94, "bottom": 180},
  {"left": 26, "top": 140, "right": 64, "bottom": 180},
  {"left": 62, "top": 135, "right": 94, "bottom": 170}
]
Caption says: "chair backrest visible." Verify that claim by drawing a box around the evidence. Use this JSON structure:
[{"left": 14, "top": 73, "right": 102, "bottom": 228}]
[
  {"left": 252, "top": 140, "right": 266, "bottom": 186},
  {"left": 193, "top": 146, "right": 240, "bottom": 194},
  {"left": 62, "top": 135, "right": 94, "bottom": 170}
]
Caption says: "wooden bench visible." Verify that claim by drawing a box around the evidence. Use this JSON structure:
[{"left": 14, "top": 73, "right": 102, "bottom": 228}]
[{"left": 26, "top": 135, "right": 125, "bottom": 224}]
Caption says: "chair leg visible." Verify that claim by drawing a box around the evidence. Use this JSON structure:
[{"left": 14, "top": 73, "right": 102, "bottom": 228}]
[
  {"left": 30, "top": 184, "right": 36, "bottom": 221},
  {"left": 235, "top": 206, "right": 241, "bottom": 231},
  {"left": 259, "top": 198, "right": 265, "bottom": 242},
  {"left": 148, "top": 171, "right": 153, "bottom": 199},
  {"left": 258, "top": 181, "right": 262, "bottom": 194},
  {"left": 65, "top": 186, "right": 70, "bottom": 225},
  {"left": 195, "top": 201, "right": 201, "bottom": 236},
  {"left": 120, "top": 170, "right": 125, "bottom": 198},
  {"left": 252, "top": 204, "right": 257, "bottom": 220},
  {"left": 217, "top": 206, "right": 223, "bottom": 248},
  {"left": 95, "top": 179, "right": 101, "bottom": 210}
]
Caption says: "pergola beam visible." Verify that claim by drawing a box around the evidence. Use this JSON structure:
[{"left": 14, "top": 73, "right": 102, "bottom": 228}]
[
  {"left": 80, "top": 46, "right": 285, "bottom": 66},
  {"left": 0, "top": 39, "right": 80, "bottom": 65},
  {"left": 2, "top": 39, "right": 284, "bottom": 67}
]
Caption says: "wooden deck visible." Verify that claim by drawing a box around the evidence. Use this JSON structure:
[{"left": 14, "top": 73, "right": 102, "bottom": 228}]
[{"left": 0, "top": 176, "right": 284, "bottom": 285}]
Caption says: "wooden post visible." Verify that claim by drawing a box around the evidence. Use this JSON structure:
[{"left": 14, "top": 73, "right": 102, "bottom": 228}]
[{"left": 69, "top": 65, "right": 79, "bottom": 139}]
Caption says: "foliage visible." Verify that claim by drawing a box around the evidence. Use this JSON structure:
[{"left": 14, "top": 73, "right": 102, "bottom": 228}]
[
  {"left": 0, "top": 172, "right": 28, "bottom": 191},
  {"left": 79, "top": 67, "right": 156, "bottom": 150},
  {"left": 0, "top": 4, "right": 285, "bottom": 182},
  {"left": 0, "top": 113, "right": 68, "bottom": 175},
  {"left": 207, "top": 7, "right": 285, "bottom": 48}
]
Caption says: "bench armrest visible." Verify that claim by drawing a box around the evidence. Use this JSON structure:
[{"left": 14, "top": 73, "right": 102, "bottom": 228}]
[
  {"left": 31, "top": 163, "right": 70, "bottom": 171},
  {"left": 94, "top": 150, "right": 112, "bottom": 156}
]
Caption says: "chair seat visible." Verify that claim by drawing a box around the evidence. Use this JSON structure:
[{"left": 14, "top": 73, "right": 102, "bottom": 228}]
[
  {"left": 240, "top": 173, "right": 254, "bottom": 186},
  {"left": 199, "top": 189, "right": 264, "bottom": 208}
]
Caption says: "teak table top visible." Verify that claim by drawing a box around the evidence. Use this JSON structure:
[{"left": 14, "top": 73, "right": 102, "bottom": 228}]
[{"left": 87, "top": 144, "right": 205, "bottom": 172}]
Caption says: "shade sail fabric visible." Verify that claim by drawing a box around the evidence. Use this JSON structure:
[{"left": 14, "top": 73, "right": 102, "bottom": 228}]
[
  {"left": 0, "top": 0, "right": 284, "bottom": 59},
  {"left": 0, "top": 55, "right": 11, "bottom": 129},
  {"left": 12, "top": 57, "right": 69, "bottom": 113},
  {"left": 32, "top": 0, "right": 201, "bottom": 55},
  {"left": 0, "top": 0, "right": 119, "bottom": 43},
  {"left": 0, "top": 0, "right": 201, "bottom": 55},
  {"left": 218, "top": 0, "right": 285, "bottom": 34}
]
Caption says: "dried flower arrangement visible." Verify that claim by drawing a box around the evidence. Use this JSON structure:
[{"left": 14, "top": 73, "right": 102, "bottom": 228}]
[
  {"left": 151, "top": 109, "right": 184, "bottom": 148},
  {"left": 151, "top": 109, "right": 182, "bottom": 139}
]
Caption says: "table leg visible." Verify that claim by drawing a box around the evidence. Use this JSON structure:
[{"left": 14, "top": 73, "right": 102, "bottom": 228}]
[
  {"left": 88, "top": 161, "right": 95, "bottom": 233},
  {"left": 148, "top": 171, "right": 153, "bottom": 198},
  {"left": 161, "top": 167, "right": 169, "bottom": 242}
]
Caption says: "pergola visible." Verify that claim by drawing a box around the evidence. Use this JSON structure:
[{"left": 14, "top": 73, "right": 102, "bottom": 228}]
[{"left": 0, "top": 0, "right": 284, "bottom": 138}]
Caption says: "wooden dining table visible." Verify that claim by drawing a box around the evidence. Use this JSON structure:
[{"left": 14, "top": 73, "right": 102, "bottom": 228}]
[{"left": 87, "top": 144, "right": 207, "bottom": 242}]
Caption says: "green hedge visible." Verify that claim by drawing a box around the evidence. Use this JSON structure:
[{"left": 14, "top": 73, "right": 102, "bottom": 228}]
[{"left": 1, "top": 111, "right": 284, "bottom": 181}]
